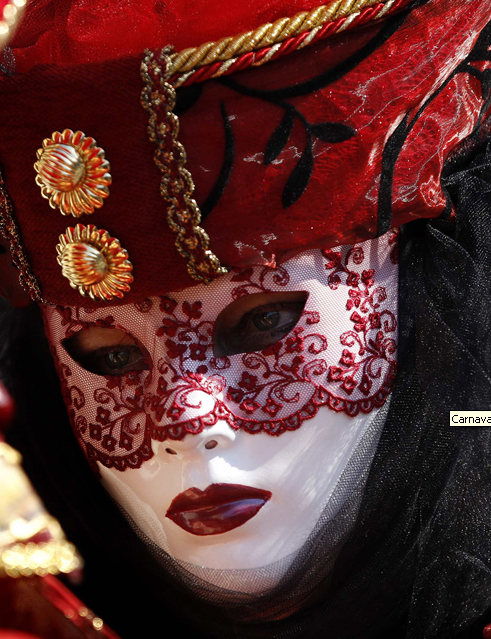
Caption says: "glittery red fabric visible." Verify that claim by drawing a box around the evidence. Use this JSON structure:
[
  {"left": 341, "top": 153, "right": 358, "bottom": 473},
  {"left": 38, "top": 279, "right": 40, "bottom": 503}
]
[
  {"left": 0, "top": 0, "right": 489, "bottom": 308},
  {"left": 11, "top": 0, "right": 365, "bottom": 70}
]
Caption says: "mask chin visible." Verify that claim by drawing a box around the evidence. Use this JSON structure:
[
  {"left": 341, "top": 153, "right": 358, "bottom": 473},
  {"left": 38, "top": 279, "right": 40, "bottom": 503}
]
[{"left": 98, "top": 400, "right": 390, "bottom": 596}]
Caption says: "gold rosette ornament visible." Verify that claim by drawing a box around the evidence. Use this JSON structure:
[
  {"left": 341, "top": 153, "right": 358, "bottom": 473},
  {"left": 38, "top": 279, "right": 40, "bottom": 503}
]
[
  {"left": 34, "top": 130, "right": 111, "bottom": 217},
  {"left": 57, "top": 224, "right": 133, "bottom": 301}
]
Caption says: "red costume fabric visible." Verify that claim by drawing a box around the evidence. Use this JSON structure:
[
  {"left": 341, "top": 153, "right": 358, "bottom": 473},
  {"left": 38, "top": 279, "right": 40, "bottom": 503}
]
[
  {"left": 0, "top": 0, "right": 489, "bottom": 308},
  {"left": 0, "top": 574, "right": 121, "bottom": 639}
]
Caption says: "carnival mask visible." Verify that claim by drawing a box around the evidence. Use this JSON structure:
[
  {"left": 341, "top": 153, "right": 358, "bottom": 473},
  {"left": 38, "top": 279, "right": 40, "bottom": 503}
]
[{"left": 42, "top": 231, "right": 398, "bottom": 587}]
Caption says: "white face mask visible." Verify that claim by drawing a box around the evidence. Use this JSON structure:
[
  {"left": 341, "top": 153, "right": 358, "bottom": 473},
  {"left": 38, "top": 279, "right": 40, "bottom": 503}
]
[{"left": 42, "top": 231, "right": 398, "bottom": 590}]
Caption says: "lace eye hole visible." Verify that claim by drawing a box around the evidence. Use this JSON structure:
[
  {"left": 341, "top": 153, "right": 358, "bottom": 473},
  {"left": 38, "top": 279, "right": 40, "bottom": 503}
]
[
  {"left": 214, "top": 291, "right": 308, "bottom": 358},
  {"left": 63, "top": 328, "right": 150, "bottom": 376}
]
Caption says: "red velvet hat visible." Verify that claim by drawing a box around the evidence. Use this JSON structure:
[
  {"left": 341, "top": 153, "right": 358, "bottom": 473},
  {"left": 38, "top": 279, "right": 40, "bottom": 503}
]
[{"left": 0, "top": 0, "right": 489, "bottom": 308}]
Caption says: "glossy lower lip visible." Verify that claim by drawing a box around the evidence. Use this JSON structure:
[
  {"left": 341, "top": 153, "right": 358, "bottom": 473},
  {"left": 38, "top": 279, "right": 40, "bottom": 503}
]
[{"left": 166, "top": 483, "right": 272, "bottom": 536}]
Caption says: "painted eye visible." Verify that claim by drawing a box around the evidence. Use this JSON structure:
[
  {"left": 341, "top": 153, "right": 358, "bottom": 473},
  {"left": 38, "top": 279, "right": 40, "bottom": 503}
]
[
  {"left": 101, "top": 346, "right": 146, "bottom": 373},
  {"left": 63, "top": 328, "right": 150, "bottom": 376},
  {"left": 73, "top": 344, "right": 149, "bottom": 376},
  {"left": 253, "top": 310, "right": 280, "bottom": 331},
  {"left": 214, "top": 292, "right": 308, "bottom": 357}
]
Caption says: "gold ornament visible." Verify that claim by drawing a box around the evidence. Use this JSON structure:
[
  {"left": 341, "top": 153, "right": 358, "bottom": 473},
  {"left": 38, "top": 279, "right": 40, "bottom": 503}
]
[
  {"left": 1, "top": 539, "right": 81, "bottom": 578},
  {"left": 56, "top": 224, "right": 133, "bottom": 301},
  {"left": 0, "top": 441, "right": 82, "bottom": 578},
  {"left": 34, "top": 130, "right": 111, "bottom": 217}
]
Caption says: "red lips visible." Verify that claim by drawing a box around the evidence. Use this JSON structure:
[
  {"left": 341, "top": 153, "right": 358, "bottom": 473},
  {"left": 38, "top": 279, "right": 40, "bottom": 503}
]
[{"left": 166, "top": 483, "right": 272, "bottom": 536}]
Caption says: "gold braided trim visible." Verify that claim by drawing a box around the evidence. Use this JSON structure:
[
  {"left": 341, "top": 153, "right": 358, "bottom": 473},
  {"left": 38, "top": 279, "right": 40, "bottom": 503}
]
[
  {"left": 0, "top": 170, "right": 45, "bottom": 302},
  {"left": 141, "top": 48, "right": 229, "bottom": 284},
  {"left": 0, "top": 538, "right": 81, "bottom": 578},
  {"left": 167, "top": 0, "right": 399, "bottom": 78}
]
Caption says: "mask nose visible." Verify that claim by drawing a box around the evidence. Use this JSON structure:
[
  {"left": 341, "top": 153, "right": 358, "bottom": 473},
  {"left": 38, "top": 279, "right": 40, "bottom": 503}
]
[{"left": 156, "top": 422, "right": 237, "bottom": 460}]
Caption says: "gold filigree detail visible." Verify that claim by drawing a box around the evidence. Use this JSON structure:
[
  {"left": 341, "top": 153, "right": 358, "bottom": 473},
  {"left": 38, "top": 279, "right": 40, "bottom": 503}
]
[
  {"left": 141, "top": 48, "right": 229, "bottom": 284},
  {"left": 56, "top": 224, "right": 133, "bottom": 301},
  {"left": 35, "top": 130, "right": 111, "bottom": 217}
]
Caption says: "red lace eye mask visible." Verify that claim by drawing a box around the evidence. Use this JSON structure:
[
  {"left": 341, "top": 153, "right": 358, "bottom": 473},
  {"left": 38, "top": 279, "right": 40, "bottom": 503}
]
[{"left": 42, "top": 231, "right": 399, "bottom": 473}]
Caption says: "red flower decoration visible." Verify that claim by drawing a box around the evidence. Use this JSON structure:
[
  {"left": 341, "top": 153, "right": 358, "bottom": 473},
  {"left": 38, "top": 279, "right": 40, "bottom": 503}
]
[
  {"left": 105, "top": 375, "right": 123, "bottom": 390},
  {"left": 263, "top": 398, "right": 281, "bottom": 416},
  {"left": 182, "top": 301, "right": 202, "bottom": 319},
  {"left": 157, "top": 317, "right": 180, "bottom": 337},
  {"left": 227, "top": 387, "right": 244, "bottom": 404},
  {"left": 350, "top": 311, "right": 367, "bottom": 332},
  {"left": 340, "top": 349, "right": 355, "bottom": 367},
  {"left": 167, "top": 401, "right": 185, "bottom": 422},
  {"left": 347, "top": 289, "right": 362, "bottom": 310},
  {"left": 160, "top": 296, "right": 178, "bottom": 314},
  {"left": 102, "top": 435, "right": 117, "bottom": 452},
  {"left": 347, "top": 272, "right": 360, "bottom": 287},
  {"left": 328, "top": 366, "right": 345, "bottom": 382},
  {"left": 341, "top": 376, "right": 357, "bottom": 394},
  {"left": 369, "top": 312, "right": 381, "bottom": 329},
  {"left": 361, "top": 269, "right": 375, "bottom": 287},
  {"left": 285, "top": 328, "right": 304, "bottom": 353},
  {"left": 321, "top": 249, "right": 342, "bottom": 269},
  {"left": 96, "top": 407, "right": 110, "bottom": 425},
  {"left": 119, "top": 434, "right": 133, "bottom": 451},
  {"left": 240, "top": 398, "right": 260, "bottom": 414},
  {"left": 238, "top": 372, "right": 258, "bottom": 391},
  {"left": 89, "top": 424, "right": 102, "bottom": 441},
  {"left": 165, "top": 339, "right": 187, "bottom": 359},
  {"left": 152, "top": 399, "right": 165, "bottom": 422},
  {"left": 262, "top": 341, "right": 282, "bottom": 357},
  {"left": 124, "top": 371, "right": 140, "bottom": 386},
  {"left": 189, "top": 343, "right": 208, "bottom": 361},
  {"left": 359, "top": 374, "right": 372, "bottom": 396}
]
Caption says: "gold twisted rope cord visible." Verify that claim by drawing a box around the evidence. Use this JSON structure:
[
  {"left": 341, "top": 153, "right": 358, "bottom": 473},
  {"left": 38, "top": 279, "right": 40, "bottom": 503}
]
[{"left": 167, "top": 0, "right": 398, "bottom": 77}]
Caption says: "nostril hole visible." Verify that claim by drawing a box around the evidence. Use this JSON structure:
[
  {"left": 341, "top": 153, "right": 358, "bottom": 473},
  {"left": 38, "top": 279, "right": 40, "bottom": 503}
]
[
  {"left": 205, "top": 440, "right": 218, "bottom": 450},
  {"left": 165, "top": 447, "right": 177, "bottom": 455}
]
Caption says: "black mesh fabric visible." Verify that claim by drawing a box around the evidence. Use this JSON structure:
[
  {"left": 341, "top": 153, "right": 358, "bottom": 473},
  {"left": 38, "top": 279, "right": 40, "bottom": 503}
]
[{"left": 3, "top": 140, "right": 491, "bottom": 638}]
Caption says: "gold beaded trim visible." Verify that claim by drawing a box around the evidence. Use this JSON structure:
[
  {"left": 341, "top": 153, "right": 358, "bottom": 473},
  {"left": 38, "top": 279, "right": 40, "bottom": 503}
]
[
  {"left": 141, "top": 48, "right": 229, "bottom": 284},
  {"left": 0, "top": 538, "right": 81, "bottom": 578},
  {"left": 166, "top": 0, "right": 404, "bottom": 83},
  {"left": 0, "top": 169, "right": 45, "bottom": 303}
]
